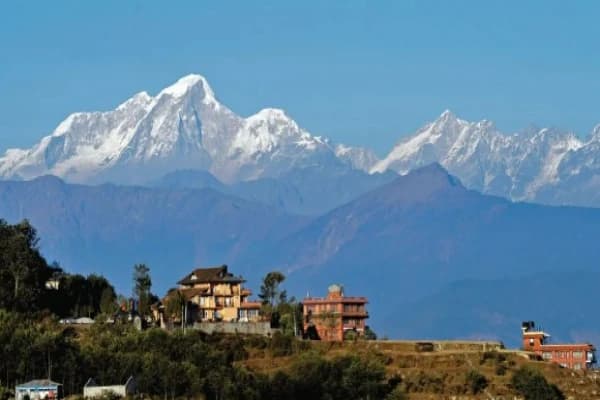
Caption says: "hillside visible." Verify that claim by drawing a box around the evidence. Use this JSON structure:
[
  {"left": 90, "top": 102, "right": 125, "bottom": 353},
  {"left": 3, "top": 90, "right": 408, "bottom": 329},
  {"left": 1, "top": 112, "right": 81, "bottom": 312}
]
[
  {"left": 267, "top": 164, "right": 600, "bottom": 341},
  {"left": 0, "top": 175, "right": 308, "bottom": 292},
  {"left": 241, "top": 340, "right": 600, "bottom": 400},
  {"left": 2, "top": 165, "right": 600, "bottom": 343}
]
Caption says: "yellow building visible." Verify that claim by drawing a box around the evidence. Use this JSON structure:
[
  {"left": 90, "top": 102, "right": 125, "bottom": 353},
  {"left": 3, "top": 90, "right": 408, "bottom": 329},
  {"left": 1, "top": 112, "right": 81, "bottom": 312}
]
[{"left": 165, "top": 265, "right": 261, "bottom": 324}]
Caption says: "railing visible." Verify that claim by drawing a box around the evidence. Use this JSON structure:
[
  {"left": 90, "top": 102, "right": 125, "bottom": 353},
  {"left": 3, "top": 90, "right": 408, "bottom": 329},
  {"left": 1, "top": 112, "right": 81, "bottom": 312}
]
[{"left": 304, "top": 296, "right": 368, "bottom": 302}]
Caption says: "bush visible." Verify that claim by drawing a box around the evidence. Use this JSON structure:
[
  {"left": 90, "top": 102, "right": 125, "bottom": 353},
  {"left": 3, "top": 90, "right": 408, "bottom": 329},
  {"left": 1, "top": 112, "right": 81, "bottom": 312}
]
[
  {"left": 480, "top": 350, "right": 506, "bottom": 365},
  {"left": 495, "top": 364, "right": 508, "bottom": 376},
  {"left": 465, "top": 370, "right": 488, "bottom": 394},
  {"left": 385, "top": 386, "right": 409, "bottom": 400},
  {"left": 270, "top": 331, "right": 294, "bottom": 356},
  {"left": 0, "top": 386, "right": 13, "bottom": 400},
  {"left": 511, "top": 367, "right": 565, "bottom": 400}
]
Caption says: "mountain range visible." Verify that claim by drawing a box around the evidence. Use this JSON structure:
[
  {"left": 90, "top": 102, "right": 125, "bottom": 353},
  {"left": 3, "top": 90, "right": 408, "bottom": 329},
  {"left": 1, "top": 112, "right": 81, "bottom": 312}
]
[
  {"left": 1, "top": 165, "right": 599, "bottom": 344},
  {"left": 2, "top": 74, "right": 600, "bottom": 209},
  {"left": 1, "top": 73, "right": 600, "bottom": 344},
  {"left": 373, "top": 110, "right": 600, "bottom": 208}
]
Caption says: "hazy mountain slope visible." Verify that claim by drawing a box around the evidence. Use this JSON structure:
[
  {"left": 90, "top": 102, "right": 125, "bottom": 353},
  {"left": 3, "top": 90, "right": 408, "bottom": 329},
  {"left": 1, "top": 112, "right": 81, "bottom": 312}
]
[
  {"left": 394, "top": 269, "right": 600, "bottom": 347},
  {"left": 2, "top": 165, "right": 600, "bottom": 340},
  {"left": 151, "top": 167, "right": 398, "bottom": 215},
  {"left": 268, "top": 164, "right": 600, "bottom": 335},
  {"left": 0, "top": 75, "right": 375, "bottom": 185},
  {"left": 0, "top": 176, "right": 309, "bottom": 294},
  {"left": 373, "top": 110, "right": 600, "bottom": 207}
]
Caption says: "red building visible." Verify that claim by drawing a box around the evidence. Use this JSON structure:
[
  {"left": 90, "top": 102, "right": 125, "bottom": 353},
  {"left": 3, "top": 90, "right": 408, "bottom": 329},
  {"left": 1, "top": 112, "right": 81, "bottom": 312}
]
[
  {"left": 521, "top": 321, "right": 596, "bottom": 370},
  {"left": 303, "top": 284, "right": 369, "bottom": 341}
]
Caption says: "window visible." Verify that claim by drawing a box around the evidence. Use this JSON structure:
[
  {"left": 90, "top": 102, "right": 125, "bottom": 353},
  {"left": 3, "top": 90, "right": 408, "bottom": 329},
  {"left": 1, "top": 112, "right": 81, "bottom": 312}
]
[
  {"left": 542, "top": 352, "right": 552, "bottom": 360},
  {"left": 587, "top": 352, "right": 595, "bottom": 363},
  {"left": 573, "top": 363, "right": 582, "bottom": 370},
  {"left": 573, "top": 351, "right": 584, "bottom": 359}
]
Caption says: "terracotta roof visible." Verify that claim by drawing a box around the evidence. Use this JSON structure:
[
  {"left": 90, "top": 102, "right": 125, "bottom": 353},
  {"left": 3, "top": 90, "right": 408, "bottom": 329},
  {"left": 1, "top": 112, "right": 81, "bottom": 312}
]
[
  {"left": 239, "top": 301, "right": 262, "bottom": 309},
  {"left": 177, "top": 265, "right": 245, "bottom": 285}
]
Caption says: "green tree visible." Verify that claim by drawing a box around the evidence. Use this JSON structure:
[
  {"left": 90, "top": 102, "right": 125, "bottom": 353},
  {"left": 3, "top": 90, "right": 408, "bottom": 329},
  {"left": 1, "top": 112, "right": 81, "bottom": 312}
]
[
  {"left": 133, "top": 264, "right": 152, "bottom": 317},
  {"left": 164, "top": 289, "right": 186, "bottom": 323},
  {"left": 364, "top": 325, "right": 378, "bottom": 340},
  {"left": 258, "top": 271, "right": 286, "bottom": 307},
  {"left": 511, "top": 367, "right": 564, "bottom": 400},
  {"left": 99, "top": 287, "right": 117, "bottom": 315},
  {"left": 465, "top": 370, "right": 488, "bottom": 394},
  {"left": 0, "top": 220, "right": 52, "bottom": 312}
]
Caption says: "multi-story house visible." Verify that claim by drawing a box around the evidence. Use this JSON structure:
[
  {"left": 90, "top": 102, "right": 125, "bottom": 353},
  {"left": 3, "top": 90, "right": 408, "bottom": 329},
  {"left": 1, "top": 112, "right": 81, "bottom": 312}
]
[
  {"left": 303, "top": 284, "right": 369, "bottom": 341},
  {"left": 161, "top": 265, "right": 261, "bottom": 324},
  {"left": 521, "top": 321, "right": 596, "bottom": 370}
]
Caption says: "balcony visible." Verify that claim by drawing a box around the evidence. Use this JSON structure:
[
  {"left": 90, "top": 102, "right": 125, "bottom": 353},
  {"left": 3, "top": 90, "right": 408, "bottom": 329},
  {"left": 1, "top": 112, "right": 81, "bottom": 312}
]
[{"left": 341, "top": 311, "right": 369, "bottom": 318}]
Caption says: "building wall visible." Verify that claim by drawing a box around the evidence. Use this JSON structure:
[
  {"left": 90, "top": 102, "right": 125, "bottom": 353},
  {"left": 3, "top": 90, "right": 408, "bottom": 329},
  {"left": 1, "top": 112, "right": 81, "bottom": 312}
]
[
  {"left": 194, "top": 321, "right": 275, "bottom": 336},
  {"left": 84, "top": 378, "right": 136, "bottom": 398},
  {"left": 303, "top": 300, "right": 368, "bottom": 341},
  {"left": 180, "top": 282, "right": 256, "bottom": 323},
  {"left": 84, "top": 386, "right": 127, "bottom": 398},
  {"left": 16, "top": 387, "right": 62, "bottom": 400},
  {"left": 522, "top": 331, "right": 595, "bottom": 370},
  {"left": 537, "top": 347, "right": 594, "bottom": 370}
]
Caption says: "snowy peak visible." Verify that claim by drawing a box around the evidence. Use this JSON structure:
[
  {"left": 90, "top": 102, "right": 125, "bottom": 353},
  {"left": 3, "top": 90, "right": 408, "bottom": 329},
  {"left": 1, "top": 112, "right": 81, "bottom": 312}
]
[
  {"left": 159, "top": 74, "right": 215, "bottom": 100},
  {"left": 374, "top": 110, "right": 600, "bottom": 206},
  {"left": 0, "top": 73, "right": 362, "bottom": 184}
]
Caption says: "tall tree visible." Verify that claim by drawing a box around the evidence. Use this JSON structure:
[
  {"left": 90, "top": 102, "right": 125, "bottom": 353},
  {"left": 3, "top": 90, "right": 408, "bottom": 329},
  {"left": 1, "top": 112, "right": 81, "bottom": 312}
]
[
  {"left": 99, "top": 287, "right": 118, "bottom": 315},
  {"left": 258, "top": 271, "right": 286, "bottom": 307},
  {"left": 133, "top": 264, "right": 152, "bottom": 317},
  {"left": 0, "top": 219, "right": 51, "bottom": 312}
]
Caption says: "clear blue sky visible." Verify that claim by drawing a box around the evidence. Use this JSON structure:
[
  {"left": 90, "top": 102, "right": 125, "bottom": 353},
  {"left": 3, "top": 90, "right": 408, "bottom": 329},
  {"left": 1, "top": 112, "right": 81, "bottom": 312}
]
[{"left": 1, "top": 1, "right": 599, "bottom": 155}]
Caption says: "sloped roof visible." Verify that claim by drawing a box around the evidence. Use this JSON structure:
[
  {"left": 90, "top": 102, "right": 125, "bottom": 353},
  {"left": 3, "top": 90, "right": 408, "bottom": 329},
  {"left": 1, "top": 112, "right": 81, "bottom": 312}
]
[
  {"left": 162, "top": 287, "right": 209, "bottom": 304},
  {"left": 17, "top": 380, "right": 62, "bottom": 388},
  {"left": 84, "top": 376, "right": 135, "bottom": 387},
  {"left": 177, "top": 265, "right": 245, "bottom": 285}
]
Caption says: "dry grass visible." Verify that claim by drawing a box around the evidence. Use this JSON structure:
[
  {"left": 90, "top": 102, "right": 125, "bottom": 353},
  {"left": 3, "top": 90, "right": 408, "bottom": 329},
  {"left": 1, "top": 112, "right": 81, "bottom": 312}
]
[{"left": 238, "top": 340, "right": 600, "bottom": 399}]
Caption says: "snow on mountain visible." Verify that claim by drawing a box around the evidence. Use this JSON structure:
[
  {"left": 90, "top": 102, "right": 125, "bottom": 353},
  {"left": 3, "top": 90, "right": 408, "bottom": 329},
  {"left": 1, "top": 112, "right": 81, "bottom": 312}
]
[
  {"left": 334, "top": 144, "right": 379, "bottom": 171},
  {"left": 4, "top": 73, "right": 600, "bottom": 208},
  {"left": 372, "top": 110, "right": 600, "bottom": 206},
  {"left": 0, "top": 74, "right": 373, "bottom": 184}
]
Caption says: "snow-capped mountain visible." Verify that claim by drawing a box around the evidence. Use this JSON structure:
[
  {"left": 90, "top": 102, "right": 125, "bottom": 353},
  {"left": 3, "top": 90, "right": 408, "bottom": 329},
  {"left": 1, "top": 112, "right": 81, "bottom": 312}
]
[
  {"left": 3, "top": 74, "right": 600, "bottom": 208},
  {"left": 0, "top": 74, "right": 374, "bottom": 184},
  {"left": 372, "top": 110, "right": 600, "bottom": 207}
]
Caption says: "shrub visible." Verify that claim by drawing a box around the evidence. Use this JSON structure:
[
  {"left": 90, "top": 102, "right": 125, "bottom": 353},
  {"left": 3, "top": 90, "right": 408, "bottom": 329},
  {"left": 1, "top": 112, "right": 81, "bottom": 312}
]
[
  {"left": 480, "top": 350, "right": 506, "bottom": 365},
  {"left": 495, "top": 364, "right": 508, "bottom": 376},
  {"left": 465, "top": 370, "right": 488, "bottom": 394},
  {"left": 511, "top": 367, "right": 565, "bottom": 400},
  {"left": 385, "top": 386, "right": 409, "bottom": 400},
  {"left": 270, "top": 331, "right": 294, "bottom": 356}
]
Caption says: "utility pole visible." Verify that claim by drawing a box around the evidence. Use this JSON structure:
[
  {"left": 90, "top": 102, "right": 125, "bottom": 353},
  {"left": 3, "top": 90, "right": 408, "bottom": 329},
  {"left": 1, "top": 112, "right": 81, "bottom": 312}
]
[{"left": 293, "top": 302, "right": 298, "bottom": 337}]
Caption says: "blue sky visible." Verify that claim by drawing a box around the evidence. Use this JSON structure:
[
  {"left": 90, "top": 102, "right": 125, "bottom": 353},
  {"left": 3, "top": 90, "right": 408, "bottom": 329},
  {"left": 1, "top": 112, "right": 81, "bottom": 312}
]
[{"left": 1, "top": 1, "right": 599, "bottom": 155}]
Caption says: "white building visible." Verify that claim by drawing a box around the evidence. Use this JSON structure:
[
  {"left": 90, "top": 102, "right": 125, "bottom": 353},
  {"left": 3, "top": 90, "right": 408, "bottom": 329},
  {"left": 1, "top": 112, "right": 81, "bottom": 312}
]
[
  {"left": 16, "top": 380, "right": 63, "bottom": 400},
  {"left": 83, "top": 376, "right": 136, "bottom": 398}
]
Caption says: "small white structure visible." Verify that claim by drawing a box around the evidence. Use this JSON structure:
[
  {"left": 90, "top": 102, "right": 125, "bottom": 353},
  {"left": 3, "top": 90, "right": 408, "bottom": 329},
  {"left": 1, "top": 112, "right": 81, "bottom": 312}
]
[
  {"left": 16, "top": 380, "right": 63, "bottom": 400},
  {"left": 83, "top": 376, "right": 136, "bottom": 398}
]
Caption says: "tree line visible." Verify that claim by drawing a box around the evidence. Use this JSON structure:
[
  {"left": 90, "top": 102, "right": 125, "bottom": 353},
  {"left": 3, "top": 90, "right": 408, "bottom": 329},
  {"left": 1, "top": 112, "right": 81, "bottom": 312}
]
[{"left": 0, "top": 317, "right": 402, "bottom": 400}]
